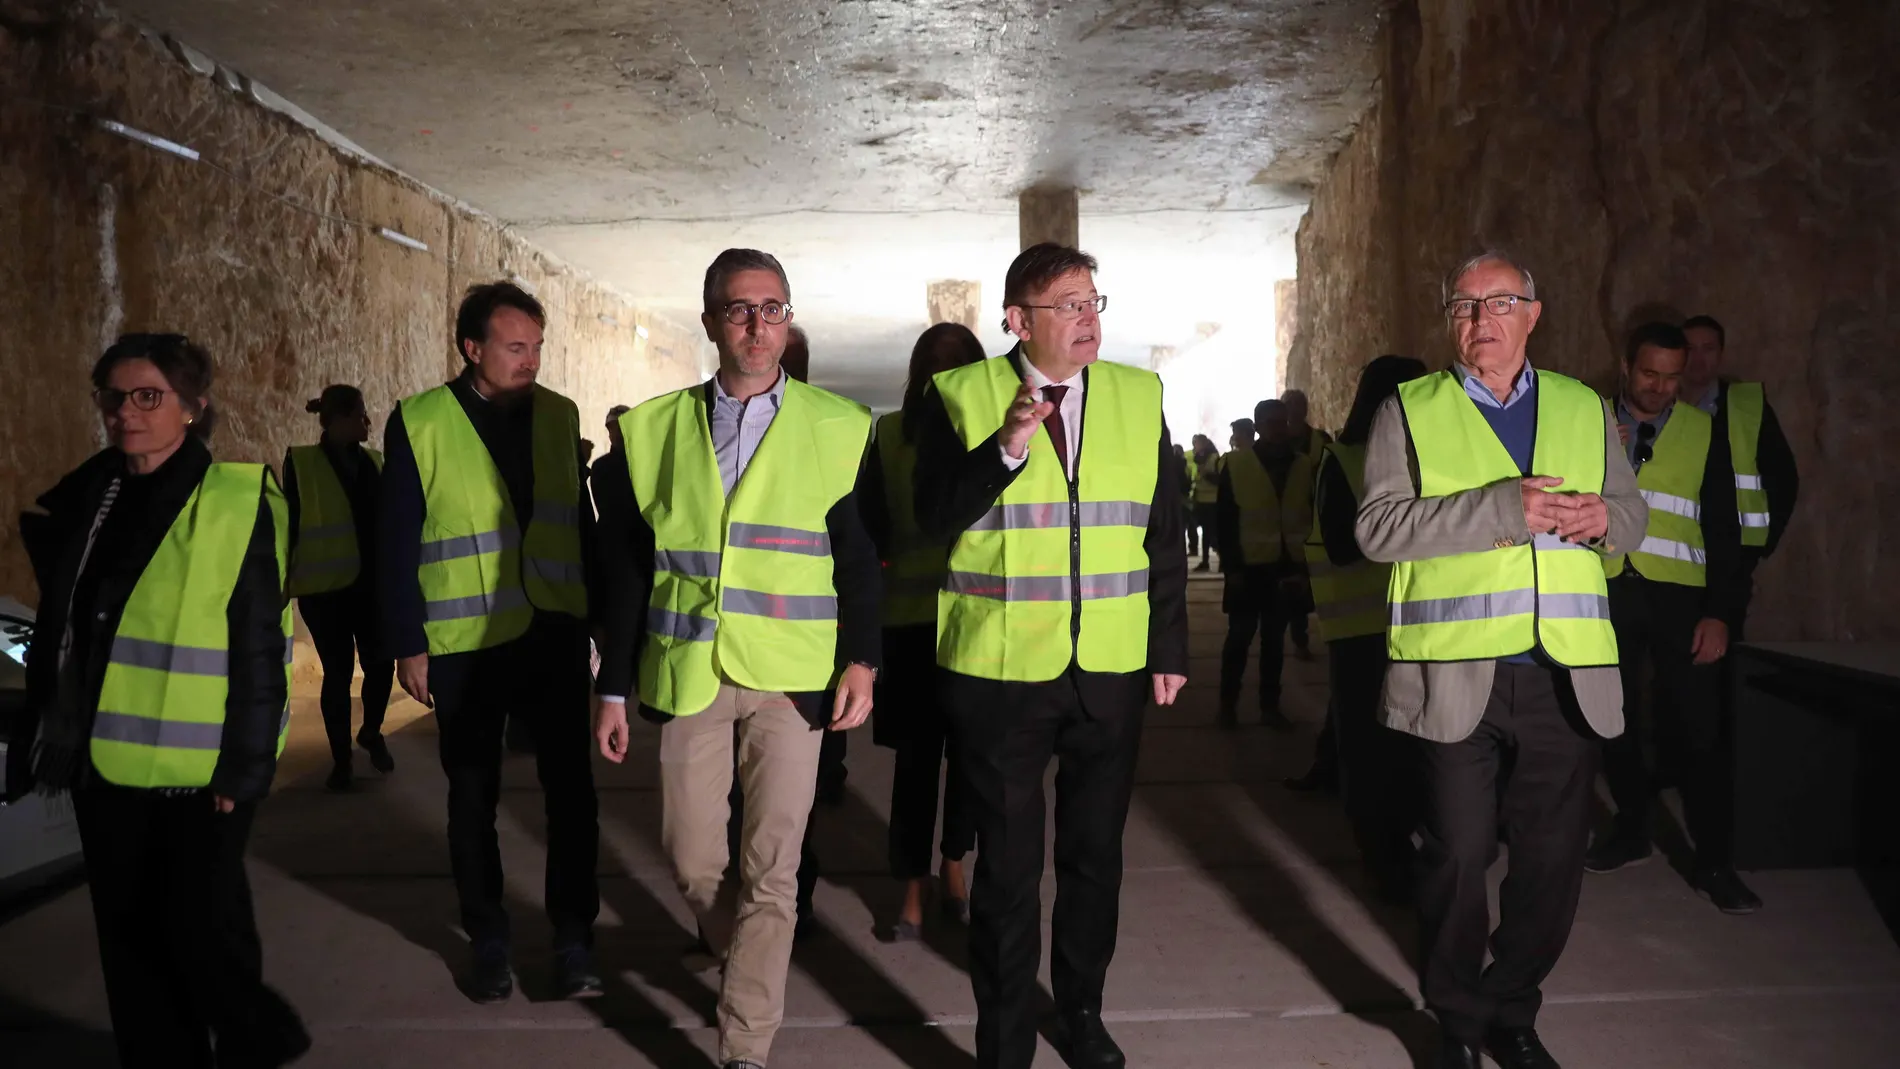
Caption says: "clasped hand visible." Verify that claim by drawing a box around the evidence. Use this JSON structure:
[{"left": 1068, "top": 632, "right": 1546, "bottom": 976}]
[{"left": 1519, "top": 476, "right": 1608, "bottom": 543}]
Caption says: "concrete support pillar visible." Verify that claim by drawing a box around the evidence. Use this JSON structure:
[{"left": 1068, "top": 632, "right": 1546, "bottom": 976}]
[
  {"left": 927, "top": 279, "right": 982, "bottom": 331},
  {"left": 1018, "top": 185, "right": 1079, "bottom": 250}
]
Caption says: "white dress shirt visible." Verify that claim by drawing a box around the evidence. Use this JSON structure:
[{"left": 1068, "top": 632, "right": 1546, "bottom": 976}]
[{"left": 999, "top": 359, "right": 1086, "bottom": 479}]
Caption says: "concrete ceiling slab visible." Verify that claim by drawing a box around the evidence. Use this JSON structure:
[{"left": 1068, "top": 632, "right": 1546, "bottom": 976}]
[{"left": 110, "top": 0, "right": 1379, "bottom": 403}]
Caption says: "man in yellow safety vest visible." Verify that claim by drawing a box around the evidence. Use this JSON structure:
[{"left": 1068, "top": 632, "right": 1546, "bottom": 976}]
[{"left": 1355, "top": 251, "right": 1647, "bottom": 1069}]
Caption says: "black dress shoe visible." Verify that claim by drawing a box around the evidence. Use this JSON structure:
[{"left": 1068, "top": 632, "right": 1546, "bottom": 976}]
[
  {"left": 1486, "top": 1025, "right": 1560, "bottom": 1068},
  {"left": 1695, "top": 865, "right": 1763, "bottom": 914},
  {"left": 1261, "top": 706, "right": 1296, "bottom": 733},
  {"left": 1056, "top": 1009, "right": 1126, "bottom": 1069},
  {"left": 1436, "top": 1036, "right": 1481, "bottom": 1069},
  {"left": 462, "top": 945, "right": 513, "bottom": 1004},
  {"left": 358, "top": 730, "right": 395, "bottom": 772},
  {"left": 324, "top": 763, "right": 352, "bottom": 792},
  {"left": 1283, "top": 764, "right": 1339, "bottom": 793},
  {"left": 1582, "top": 831, "right": 1652, "bottom": 873},
  {"left": 554, "top": 945, "right": 603, "bottom": 999}
]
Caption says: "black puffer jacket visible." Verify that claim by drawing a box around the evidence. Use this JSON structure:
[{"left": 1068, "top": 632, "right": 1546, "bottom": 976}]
[{"left": 8, "top": 437, "right": 288, "bottom": 802}]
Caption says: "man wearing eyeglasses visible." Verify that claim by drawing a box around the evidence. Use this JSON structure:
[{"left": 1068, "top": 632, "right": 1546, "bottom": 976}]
[
  {"left": 1586, "top": 323, "right": 1755, "bottom": 912},
  {"left": 1356, "top": 252, "right": 1646, "bottom": 1069},
  {"left": 912, "top": 242, "right": 1188, "bottom": 1069},
  {"left": 591, "top": 249, "right": 879, "bottom": 1069}
]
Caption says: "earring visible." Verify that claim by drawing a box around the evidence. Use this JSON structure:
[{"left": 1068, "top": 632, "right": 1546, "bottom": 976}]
[{"left": 185, "top": 415, "right": 195, "bottom": 425}]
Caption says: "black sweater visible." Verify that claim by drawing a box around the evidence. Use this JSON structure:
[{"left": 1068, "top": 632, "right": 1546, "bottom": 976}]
[
  {"left": 590, "top": 385, "right": 884, "bottom": 728},
  {"left": 11, "top": 438, "right": 288, "bottom": 802},
  {"left": 910, "top": 349, "right": 1189, "bottom": 678}
]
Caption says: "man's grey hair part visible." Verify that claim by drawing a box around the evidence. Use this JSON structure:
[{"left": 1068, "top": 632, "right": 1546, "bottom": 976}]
[
  {"left": 1443, "top": 250, "right": 1537, "bottom": 305},
  {"left": 702, "top": 248, "right": 791, "bottom": 315}
]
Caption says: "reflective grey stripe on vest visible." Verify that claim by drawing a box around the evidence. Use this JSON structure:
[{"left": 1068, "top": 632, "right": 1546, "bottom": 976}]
[
  {"left": 537, "top": 501, "right": 582, "bottom": 526},
  {"left": 1635, "top": 536, "right": 1706, "bottom": 564},
  {"left": 91, "top": 711, "right": 223, "bottom": 750},
  {"left": 424, "top": 586, "right": 529, "bottom": 621},
  {"left": 1739, "top": 512, "right": 1770, "bottom": 528},
  {"left": 945, "top": 569, "right": 1148, "bottom": 602},
  {"left": 284, "top": 637, "right": 294, "bottom": 665},
  {"left": 968, "top": 500, "right": 1150, "bottom": 532},
  {"left": 526, "top": 557, "right": 585, "bottom": 586},
  {"left": 728, "top": 522, "right": 831, "bottom": 557},
  {"left": 721, "top": 587, "right": 838, "bottom": 620},
  {"left": 1735, "top": 474, "right": 1764, "bottom": 491},
  {"left": 419, "top": 528, "right": 516, "bottom": 565},
  {"left": 1640, "top": 489, "right": 1701, "bottom": 521},
  {"left": 655, "top": 549, "right": 721, "bottom": 577},
  {"left": 648, "top": 606, "right": 717, "bottom": 642},
  {"left": 1317, "top": 593, "right": 1387, "bottom": 621},
  {"left": 110, "top": 636, "right": 228, "bottom": 676},
  {"left": 1391, "top": 587, "right": 1609, "bottom": 626},
  {"left": 300, "top": 522, "right": 355, "bottom": 541}
]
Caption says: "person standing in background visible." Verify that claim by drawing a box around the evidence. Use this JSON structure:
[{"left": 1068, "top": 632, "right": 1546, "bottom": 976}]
[
  {"left": 1302, "top": 355, "right": 1428, "bottom": 900},
  {"left": 10, "top": 333, "right": 309, "bottom": 1068},
  {"left": 862, "top": 322, "right": 987, "bottom": 940},
  {"left": 285, "top": 384, "right": 394, "bottom": 792},
  {"left": 1190, "top": 433, "right": 1221, "bottom": 572},
  {"left": 1585, "top": 322, "right": 1756, "bottom": 913},
  {"left": 379, "top": 281, "right": 602, "bottom": 1004},
  {"left": 1281, "top": 387, "right": 1330, "bottom": 661},
  {"left": 1216, "top": 399, "right": 1312, "bottom": 731}
]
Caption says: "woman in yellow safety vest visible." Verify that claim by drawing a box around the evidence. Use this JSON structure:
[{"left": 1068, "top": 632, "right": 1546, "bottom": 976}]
[
  {"left": 8, "top": 333, "right": 308, "bottom": 1067},
  {"left": 863, "top": 322, "right": 987, "bottom": 939},
  {"left": 1187, "top": 433, "right": 1219, "bottom": 570},
  {"left": 283, "top": 384, "right": 393, "bottom": 791},
  {"left": 1307, "top": 354, "right": 1427, "bottom": 903}
]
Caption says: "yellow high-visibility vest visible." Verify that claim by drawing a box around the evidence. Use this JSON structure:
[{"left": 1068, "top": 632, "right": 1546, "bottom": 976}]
[
  {"left": 1606, "top": 404, "right": 1710, "bottom": 587},
  {"left": 401, "top": 383, "right": 587, "bottom": 655},
  {"left": 876, "top": 410, "right": 945, "bottom": 628},
  {"left": 624, "top": 379, "right": 871, "bottom": 715},
  {"left": 92, "top": 464, "right": 293, "bottom": 788},
  {"left": 1303, "top": 442, "right": 1390, "bottom": 641},
  {"left": 1386, "top": 369, "right": 1619, "bottom": 667},
  {"left": 1724, "top": 382, "right": 1770, "bottom": 547},
  {"left": 1226, "top": 447, "right": 1313, "bottom": 566},
  {"left": 286, "top": 444, "right": 382, "bottom": 597},
  {"left": 932, "top": 355, "right": 1159, "bottom": 682}
]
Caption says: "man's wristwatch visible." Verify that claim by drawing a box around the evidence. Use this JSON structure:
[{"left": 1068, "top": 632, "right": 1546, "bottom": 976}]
[{"left": 847, "top": 661, "right": 879, "bottom": 682}]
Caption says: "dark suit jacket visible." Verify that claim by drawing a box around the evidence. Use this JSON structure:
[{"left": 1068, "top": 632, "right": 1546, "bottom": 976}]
[
  {"left": 591, "top": 383, "right": 883, "bottom": 729},
  {"left": 910, "top": 346, "right": 1189, "bottom": 712}
]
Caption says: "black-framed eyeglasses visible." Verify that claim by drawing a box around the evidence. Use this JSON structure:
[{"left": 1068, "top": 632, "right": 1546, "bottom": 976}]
[
  {"left": 93, "top": 387, "right": 172, "bottom": 413},
  {"left": 1634, "top": 421, "right": 1657, "bottom": 467},
  {"left": 1444, "top": 294, "right": 1530, "bottom": 319},
  {"left": 1021, "top": 294, "right": 1108, "bottom": 319},
  {"left": 719, "top": 301, "right": 792, "bottom": 326}
]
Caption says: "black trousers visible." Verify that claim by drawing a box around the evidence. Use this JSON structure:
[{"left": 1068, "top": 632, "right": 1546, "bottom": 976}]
[
  {"left": 1192, "top": 502, "right": 1217, "bottom": 563},
  {"left": 946, "top": 666, "right": 1146, "bottom": 1069},
  {"left": 1416, "top": 663, "right": 1598, "bottom": 1044},
  {"left": 1330, "top": 635, "right": 1414, "bottom": 887},
  {"left": 1220, "top": 566, "right": 1292, "bottom": 712},
  {"left": 889, "top": 707, "right": 975, "bottom": 881},
  {"left": 1603, "top": 575, "right": 1733, "bottom": 866},
  {"left": 432, "top": 615, "right": 599, "bottom": 950},
  {"left": 74, "top": 781, "right": 307, "bottom": 1069},
  {"left": 299, "top": 587, "right": 393, "bottom": 767}
]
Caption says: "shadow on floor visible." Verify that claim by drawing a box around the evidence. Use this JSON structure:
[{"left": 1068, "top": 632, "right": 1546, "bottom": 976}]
[{"left": 0, "top": 993, "right": 118, "bottom": 1069}]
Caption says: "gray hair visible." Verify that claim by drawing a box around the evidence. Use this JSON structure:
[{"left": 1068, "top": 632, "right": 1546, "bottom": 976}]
[
  {"left": 702, "top": 248, "right": 791, "bottom": 314},
  {"left": 1442, "top": 250, "right": 1537, "bottom": 306}
]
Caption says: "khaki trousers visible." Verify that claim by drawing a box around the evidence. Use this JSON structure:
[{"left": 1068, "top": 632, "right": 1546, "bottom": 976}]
[{"left": 660, "top": 684, "right": 823, "bottom": 1065}]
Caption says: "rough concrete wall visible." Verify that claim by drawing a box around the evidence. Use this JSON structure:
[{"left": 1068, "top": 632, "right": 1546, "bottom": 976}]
[
  {"left": 1289, "top": 0, "right": 1900, "bottom": 641},
  {"left": 0, "top": 5, "right": 706, "bottom": 605}
]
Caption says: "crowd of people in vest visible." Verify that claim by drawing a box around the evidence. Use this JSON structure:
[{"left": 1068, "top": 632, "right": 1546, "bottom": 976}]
[{"left": 4, "top": 243, "right": 1796, "bottom": 1069}]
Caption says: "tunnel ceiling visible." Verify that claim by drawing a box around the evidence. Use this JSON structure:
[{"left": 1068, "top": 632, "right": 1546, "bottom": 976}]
[{"left": 112, "top": 0, "right": 1380, "bottom": 406}]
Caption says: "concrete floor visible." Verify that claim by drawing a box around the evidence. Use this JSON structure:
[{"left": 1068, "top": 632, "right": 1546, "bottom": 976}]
[{"left": 5, "top": 574, "right": 1899, "bottom": 1067}]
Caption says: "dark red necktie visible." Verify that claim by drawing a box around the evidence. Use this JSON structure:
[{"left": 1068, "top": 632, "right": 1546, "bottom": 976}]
[{"left": 1041, "top": 384, "right": 1069, "bottom": 472}]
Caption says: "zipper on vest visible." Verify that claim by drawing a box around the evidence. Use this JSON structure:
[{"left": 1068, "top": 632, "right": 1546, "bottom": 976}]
[{"left": 1068, "top": 472, "right": 1082, "bottom": 647}]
